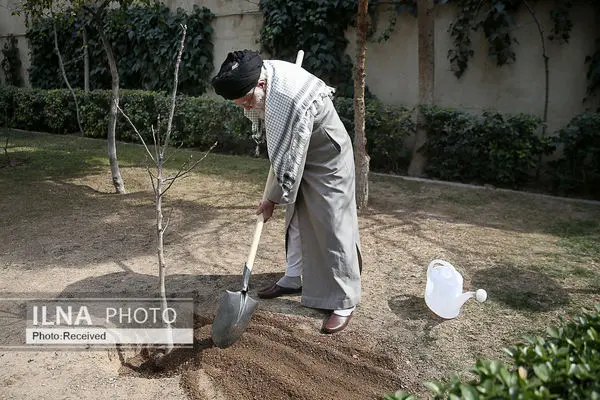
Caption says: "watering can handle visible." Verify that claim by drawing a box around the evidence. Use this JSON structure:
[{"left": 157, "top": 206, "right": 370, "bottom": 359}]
[{"left": 427, "top": 259, "right": 455, "bottom": 277}]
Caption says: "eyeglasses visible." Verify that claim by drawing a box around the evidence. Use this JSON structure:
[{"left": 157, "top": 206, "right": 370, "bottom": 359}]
[{"left": 235, "top": 86, "right": 256, "bottom": 109}]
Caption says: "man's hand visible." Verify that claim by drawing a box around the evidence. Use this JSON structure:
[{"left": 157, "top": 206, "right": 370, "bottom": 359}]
[{"left": 257, "top": 199, "right": 276, "bottom": 222}]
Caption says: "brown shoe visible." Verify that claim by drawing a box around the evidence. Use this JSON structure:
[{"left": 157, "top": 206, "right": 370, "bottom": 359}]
[
  {"left": 321, "top": 311, "right": 353, "bottom": 334},
  {"left": 257, "top": 282, "right": 302, "bottom": 299}
]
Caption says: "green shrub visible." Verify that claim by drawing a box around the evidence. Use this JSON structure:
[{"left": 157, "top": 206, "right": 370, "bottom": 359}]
[
  {"left": 334, "top": 97, "right": 415, "bottom": 173},
  {"left": 0, "top": 86, "right": 417, "bottom": 169},
  {"left": 172, "top": 95, "right": 254, "bottom": 155},
  {"left": 0, "top": 85, "right": 17, "bottom": 127},
  {"left": 79, "top": 90, "right": 110, "bottom": 138},
  {"left": 42, "top": 89, "right": 78, "bottom": 134},
  {"left": 0, "top": 86, "right": 255, "bottom": 154},
  {"left": 12, "top": 88, "right": 46, "bottom": 131},
  {"left": 387, "top": 305, "right": 600, "bottom": 400},
  {"left": 550, "top": 112, "right": 600, "bottom": 199},
  {"left": 422, "top": 105, "right": 554, "bottom": 188}
]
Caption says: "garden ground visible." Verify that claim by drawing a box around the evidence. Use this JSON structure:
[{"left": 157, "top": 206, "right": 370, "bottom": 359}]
[{"left": 1, "top": 131, "right": 599, "bottom": 399}]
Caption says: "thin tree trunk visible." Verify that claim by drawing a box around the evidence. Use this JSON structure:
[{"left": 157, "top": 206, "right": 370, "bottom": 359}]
[
  {"left": 408, "top": 0, "right": 435, "bottom": 177},
  {"left": 83, "top": 26, "right": 90, "bottom": 92},
  {"left": 523, "top": 0, "right": 549, "bottom": 179},
  {"left": 354, "top": 0, "right": 370, "bottom": 209},
  {"left": 98, "top": 27, "right": 125, "bottom": 194},
  {"left": 52, "top": 19, "right": 84, "bottom": 136},
  {"left": 155, "top": 158, "right": 172, "bottom": 353}
]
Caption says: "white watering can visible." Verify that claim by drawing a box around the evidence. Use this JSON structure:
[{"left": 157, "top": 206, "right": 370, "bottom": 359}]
[{"left": 425, "top": 259, "right": 487, "bottom": 319}]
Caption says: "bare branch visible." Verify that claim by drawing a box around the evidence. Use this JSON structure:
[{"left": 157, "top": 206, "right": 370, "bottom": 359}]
[
  {"left": 161, "top": 141, "right": 218, "bottom": 195},
  {"left": 164, "top": 142, "right": 185, "bottom": 164},
  {"left": 162, "top": 24, "right": 187, "bottom": 156},
  {"left": 163, "top": 208, "right": 175, "bottom": 233},
  {"left": 146, "top": 166, "right": 157, "bottom": 195},
  {"left": 116, "top": 102, "right": 156, "bottom": 163},
  {"left": 151, "top": 125, "right": 160, "bottom": 160}
]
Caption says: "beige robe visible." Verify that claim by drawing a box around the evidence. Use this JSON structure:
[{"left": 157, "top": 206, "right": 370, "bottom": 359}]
[{"left": 265, "top": 96, "right": 362, "bottom": 310}]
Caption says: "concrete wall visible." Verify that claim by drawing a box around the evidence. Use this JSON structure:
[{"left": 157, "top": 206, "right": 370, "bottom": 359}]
[
  {"left": 163, "top": 0, "right": 263, "bottom": 78},
  {"left": 0, "top": 0, "right": 30, "bottom": 86},
  {"left": 1, "top": 0, "right": 597, "bottom": 132},
  {"left": 346, "top": 2, "right": 598, "bottom": 133}
]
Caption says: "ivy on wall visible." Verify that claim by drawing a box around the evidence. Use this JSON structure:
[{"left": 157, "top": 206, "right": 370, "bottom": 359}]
[
  {"left": 259, "top": 0, "right": 599, "bottom": 99},
  {"left": 546, "top": 0, "right": 600, "bottom": 98},
  {"left": 259, "top": 0, "right": 361, "bottom": 97},
  {"left": 26, "top": 4, "right": 214, "bottom": 95},
  {"left": 434, "top": 0, "right": 599, "bottom": 97}
]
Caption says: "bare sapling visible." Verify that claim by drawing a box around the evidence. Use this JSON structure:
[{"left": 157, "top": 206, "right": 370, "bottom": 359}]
[{"left": 117, "top": 24, "right": 216, "bottom": 359}]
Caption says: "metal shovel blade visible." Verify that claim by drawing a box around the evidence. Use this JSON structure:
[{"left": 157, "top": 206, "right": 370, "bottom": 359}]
[{"left": 211, "top": 289, "right": 259, "bottom": 349}]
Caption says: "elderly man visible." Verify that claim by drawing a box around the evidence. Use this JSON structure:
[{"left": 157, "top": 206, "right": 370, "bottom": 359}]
[{"left": 211, "top": 50, "right": 361, "bottom": 334}]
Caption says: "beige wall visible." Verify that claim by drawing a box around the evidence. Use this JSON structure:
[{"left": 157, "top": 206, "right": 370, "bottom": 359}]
[
  {"left": 431, "top": 2, "right": 598, "bottom": 133},
  {"left": 1, "top": 0, "right": 597, "bottom": 132},
  {"left": 347, "top": 2, "right": 598, "bottom": 133},
  {"left": 163, "top": 0, "right": 263, "bottom": 77}
]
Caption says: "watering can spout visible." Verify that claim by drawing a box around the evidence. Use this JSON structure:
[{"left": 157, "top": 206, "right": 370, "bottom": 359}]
[
  {"left": 456, "top": 291, "right": 474, "bottom": 308},
  {"left": 457, "top": 289, "right": 488, "bottom": 308}
]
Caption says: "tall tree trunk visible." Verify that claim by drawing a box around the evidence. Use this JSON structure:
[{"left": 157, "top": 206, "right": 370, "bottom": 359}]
[
  {"left": 83, "top": 26, "right": 90, "bottom": 93},
  {"left": 354, "top": 0, "right": 370, "bottom": 209},
  {"left": 98, "top": 27, "right": 125, "bottom": 194},
  {"left": 408, "top": 0, "right": 435, "bottom": 177},
  {"left": 523, "top": 0, "right": 549, "bottom": 179}
]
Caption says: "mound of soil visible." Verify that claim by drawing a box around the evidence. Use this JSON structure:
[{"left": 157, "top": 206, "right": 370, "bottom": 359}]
[{"left": 121, "top": 312, "right": 405, "bottom": 400}]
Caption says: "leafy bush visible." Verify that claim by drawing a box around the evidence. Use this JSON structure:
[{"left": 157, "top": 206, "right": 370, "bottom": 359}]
[
  {"left": 27, "top": 4, "right": 214, "bottom": 96},
  {"left": 549, "top": 112, "right": 600, "bottom": 199},
  {"left": 334, "top": 97, "right": 415, "bottom": 173},
  {"left": 0, "top": 86, "right": 418, "bottom": 171},
  {"left": 422, "top": 105, "right": 554, "bottom": 188},
  {"left": 42, "top": 90, "right": 79, "bottom": 134},
  {"left": 12, "top": 88, "right": 46, "bottom": 131},
  {"left": 386, "top": 305, "right": 600, "bottom": 400},
  {"left": 0, "top": 85, "right": 17, "bottom": 127},
  {"left": 0, "top": 86, "right": 255, "bottom": 154}
]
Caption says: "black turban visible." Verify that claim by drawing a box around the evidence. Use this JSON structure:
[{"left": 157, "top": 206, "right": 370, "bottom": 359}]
[{"left": 211, "top": 50, "right": 263, "bottom": 100}]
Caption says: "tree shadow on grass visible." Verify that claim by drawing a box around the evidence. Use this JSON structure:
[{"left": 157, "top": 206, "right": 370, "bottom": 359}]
[{"left": 471, "top": 264, "right": 570, "bottom": 312}]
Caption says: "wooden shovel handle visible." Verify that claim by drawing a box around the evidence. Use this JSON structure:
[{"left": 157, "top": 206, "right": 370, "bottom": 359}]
[{"left": 245, "top": 193, "right": 267, "bottom": 271}]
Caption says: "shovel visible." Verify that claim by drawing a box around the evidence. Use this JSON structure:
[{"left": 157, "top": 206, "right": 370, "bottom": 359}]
[
  {"left": 211, "top": 202, "right": 265, "bottom": 348},
  {"left": 211, "top": 50, "right": 305, "bottom": 349}
]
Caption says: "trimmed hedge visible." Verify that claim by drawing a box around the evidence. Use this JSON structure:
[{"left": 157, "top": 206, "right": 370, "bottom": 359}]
[
  {"left": 549, "top": 112, "right": 600, "bottom": 199},
  {"left": 386, "top": 305, "right": 600, "bottom": 400},
  {"left": 421, "top": 105, "right": 555, "bottom": 189},
  {"left": 0, "top": 86, "right": 415, "bottom": 168},
  {"left": 334, "top": 97, "right": 415, "bottom": 172},
  {"left": 0, "top": 86, "right": 256, "bottom": 156},
  {"left": 1, "top": 85, "right": 599, "bottom": 198}
]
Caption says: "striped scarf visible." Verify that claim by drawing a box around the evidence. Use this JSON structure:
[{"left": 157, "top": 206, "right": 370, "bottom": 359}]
[{"left": 245, "top": 60, "right": 333, "bottom": 201}]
